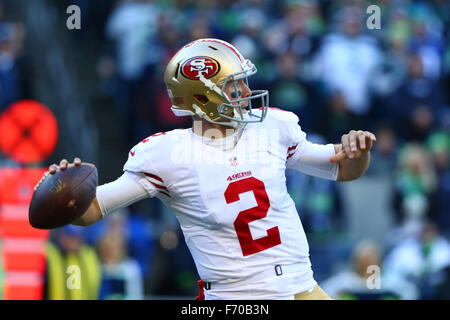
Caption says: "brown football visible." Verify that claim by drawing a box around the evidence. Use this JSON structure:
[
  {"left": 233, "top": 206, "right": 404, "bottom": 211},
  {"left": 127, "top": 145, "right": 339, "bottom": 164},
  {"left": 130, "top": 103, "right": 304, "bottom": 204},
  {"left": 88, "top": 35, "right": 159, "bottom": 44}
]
[{"left": 29, "top": 163, "right": 98, "bottom": 229}]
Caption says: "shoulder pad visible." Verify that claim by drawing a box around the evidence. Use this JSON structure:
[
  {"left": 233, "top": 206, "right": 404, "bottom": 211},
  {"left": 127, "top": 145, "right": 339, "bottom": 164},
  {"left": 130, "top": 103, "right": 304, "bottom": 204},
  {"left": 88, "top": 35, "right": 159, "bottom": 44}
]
[
  {"left": 124, "top": 129, "right": 184, "bottom": 174},
  {"left": 264, "top": 107, "right": 299, "bottom": 124}
]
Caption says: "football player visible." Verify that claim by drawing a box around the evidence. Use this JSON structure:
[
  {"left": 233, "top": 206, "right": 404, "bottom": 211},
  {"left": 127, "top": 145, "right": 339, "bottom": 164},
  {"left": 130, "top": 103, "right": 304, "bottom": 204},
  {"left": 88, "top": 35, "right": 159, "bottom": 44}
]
[{"left": 43, "top": 39, "right": 376, "bottom": 300}]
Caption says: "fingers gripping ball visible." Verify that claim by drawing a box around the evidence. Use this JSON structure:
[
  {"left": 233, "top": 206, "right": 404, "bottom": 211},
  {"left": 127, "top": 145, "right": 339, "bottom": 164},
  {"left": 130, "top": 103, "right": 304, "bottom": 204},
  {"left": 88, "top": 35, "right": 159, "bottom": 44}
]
[{"left": 29, "top": 163, "right": 98, "bottom": 229}]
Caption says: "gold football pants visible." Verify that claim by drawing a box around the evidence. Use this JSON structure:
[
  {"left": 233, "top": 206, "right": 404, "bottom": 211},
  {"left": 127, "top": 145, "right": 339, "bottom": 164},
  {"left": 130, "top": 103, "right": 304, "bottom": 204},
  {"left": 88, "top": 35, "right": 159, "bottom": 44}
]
[{"left": 294, "top": 285, "right": 334, "bottom": 300}]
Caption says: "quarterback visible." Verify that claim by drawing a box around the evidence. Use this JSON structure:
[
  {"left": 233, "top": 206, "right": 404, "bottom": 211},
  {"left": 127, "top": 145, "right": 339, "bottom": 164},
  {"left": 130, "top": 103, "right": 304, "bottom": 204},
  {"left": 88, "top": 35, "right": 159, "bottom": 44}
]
[{"left": 43, "top": 39, "right": 376, "bottom": 300}]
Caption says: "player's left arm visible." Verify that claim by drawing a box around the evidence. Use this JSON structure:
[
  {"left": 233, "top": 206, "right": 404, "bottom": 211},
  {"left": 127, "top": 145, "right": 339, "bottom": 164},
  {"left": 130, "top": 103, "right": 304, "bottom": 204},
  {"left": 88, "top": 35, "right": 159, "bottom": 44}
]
[{"left": 330, "top": 130, "right": 377, "bottom": 182}]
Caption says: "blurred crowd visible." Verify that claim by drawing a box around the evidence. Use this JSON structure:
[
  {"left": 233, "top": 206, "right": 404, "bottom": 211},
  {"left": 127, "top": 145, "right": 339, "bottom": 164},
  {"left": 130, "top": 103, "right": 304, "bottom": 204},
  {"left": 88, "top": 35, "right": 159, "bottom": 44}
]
[
  {"left": 0, "top": 6, "right": 29, "bottom": 113},
  {"left": 0, "top": 0, "right": 449, "bottom": 299}
]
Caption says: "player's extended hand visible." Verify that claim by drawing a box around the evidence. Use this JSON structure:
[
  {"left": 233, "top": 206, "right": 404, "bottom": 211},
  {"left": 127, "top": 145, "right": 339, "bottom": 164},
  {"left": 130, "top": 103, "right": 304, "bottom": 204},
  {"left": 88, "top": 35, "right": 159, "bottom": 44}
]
[
  {"left": 34, "top": 158, "right": 82, "bottom": 191},
  {"left": 48, "top": 157, "right": 82, "bottom": 174},
  {"left": 330, "top": 130, "right": 376, "bottom": 163}
]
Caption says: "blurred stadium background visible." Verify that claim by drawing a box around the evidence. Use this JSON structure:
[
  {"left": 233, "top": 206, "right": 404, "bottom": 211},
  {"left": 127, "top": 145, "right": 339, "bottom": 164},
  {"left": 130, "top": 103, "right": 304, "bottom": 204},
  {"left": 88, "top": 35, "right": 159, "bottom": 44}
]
[{"left": 0, "top": 0, "right": 449, "bottom": 300}]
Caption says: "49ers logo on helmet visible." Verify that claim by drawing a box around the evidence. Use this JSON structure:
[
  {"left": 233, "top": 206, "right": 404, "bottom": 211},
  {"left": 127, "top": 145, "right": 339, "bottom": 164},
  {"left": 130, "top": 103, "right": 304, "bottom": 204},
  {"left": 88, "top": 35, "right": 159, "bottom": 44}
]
[{"left": 181, "top": 56, "right": 220, "bottom": 80}]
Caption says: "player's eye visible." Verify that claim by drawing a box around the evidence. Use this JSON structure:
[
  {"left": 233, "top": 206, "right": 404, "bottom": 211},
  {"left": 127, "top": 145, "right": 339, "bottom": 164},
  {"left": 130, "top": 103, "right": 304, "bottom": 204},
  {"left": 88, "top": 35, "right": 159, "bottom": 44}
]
[{"left": 230, "top": 90, "right": 242, "bottom": 99}]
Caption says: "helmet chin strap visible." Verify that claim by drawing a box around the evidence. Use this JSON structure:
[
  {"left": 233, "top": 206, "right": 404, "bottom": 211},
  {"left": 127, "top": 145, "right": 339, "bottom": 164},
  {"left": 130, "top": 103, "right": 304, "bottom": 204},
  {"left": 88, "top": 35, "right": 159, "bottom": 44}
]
[
  {"left": 192, "top": 104, "right": 207, "bottom": 119},
  {"left": 229, "top": 120, "right": 247, "bottom": 129},
  {"left": 192, "top": 104, "right": 246, "bottom": 129},
  {"left": 199, "top": 75, "right": 223, "bottom": 97}
]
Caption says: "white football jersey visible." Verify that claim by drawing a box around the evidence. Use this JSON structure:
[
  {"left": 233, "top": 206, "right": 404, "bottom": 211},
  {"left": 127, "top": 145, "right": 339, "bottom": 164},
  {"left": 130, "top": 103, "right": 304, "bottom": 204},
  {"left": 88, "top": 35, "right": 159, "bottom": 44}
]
[{"left": 122, "top": 108, "right": 339, "bottom": 298}]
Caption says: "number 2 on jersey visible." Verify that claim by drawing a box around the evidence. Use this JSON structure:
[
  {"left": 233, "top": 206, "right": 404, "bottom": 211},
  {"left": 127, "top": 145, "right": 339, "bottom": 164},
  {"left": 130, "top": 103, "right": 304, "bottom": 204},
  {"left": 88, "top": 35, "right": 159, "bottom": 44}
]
[{"left": 224, "top": 177, "right": 281, "bottom": 256}]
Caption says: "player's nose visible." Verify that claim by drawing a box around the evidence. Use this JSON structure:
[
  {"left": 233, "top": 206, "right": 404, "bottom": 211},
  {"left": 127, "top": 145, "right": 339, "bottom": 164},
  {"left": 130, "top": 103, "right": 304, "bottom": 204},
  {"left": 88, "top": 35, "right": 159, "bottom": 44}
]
[{"left": 241, "top": 82, "right": 252, "bottom": 98}]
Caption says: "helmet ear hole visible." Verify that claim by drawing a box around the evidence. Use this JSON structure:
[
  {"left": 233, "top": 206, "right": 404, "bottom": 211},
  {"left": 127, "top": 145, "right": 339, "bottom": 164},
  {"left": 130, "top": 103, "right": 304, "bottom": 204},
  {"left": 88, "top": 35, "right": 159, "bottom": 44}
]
[
  {"left": 174, "top": 63, "right": 180, "bottom": 78},
  {"left": 194, "top": 94, "right": 209, "bottom": 105}
]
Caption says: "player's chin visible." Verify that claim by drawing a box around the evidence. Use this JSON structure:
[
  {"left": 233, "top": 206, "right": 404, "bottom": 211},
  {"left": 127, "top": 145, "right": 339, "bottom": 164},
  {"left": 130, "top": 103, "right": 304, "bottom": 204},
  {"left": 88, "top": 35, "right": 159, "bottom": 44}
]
[
  {"left": 230, "top": 103, "right": 249, "bottom": 119},
  {"left": 239, "top": 104, "right": 250, "bottom": 114}
]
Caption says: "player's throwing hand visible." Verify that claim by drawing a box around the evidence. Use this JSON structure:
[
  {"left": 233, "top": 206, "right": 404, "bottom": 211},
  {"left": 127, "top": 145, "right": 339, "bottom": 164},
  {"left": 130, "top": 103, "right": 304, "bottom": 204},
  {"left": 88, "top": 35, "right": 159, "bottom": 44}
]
[
  {"left": 34, "top": 158, "right": 82, "bottom": 191},
  {"left": 48, "top": 157, "right": 82, "bottom": 173}
]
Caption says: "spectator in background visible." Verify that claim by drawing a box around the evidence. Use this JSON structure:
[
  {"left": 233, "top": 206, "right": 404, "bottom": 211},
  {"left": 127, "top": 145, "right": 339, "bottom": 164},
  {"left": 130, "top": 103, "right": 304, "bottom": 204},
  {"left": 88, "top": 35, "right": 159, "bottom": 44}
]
[
  {"left": 97, "top": 227, "right": 144, "bottom": 300},
  {"left": 148, "top": 11, "right": 208, "bottom": 133},
  {"left": 84, "top": 208, "right": 155, "bottom": 296},
  {"left": 386, "top": 52, "right": 446, "bottom": 142},
  {"left": 45, "top": 225, "right": 102, "bottom": 300},
  {"left": 392, "top": 143, "right": 437, "bottom": 225},
  {"left": 0, "top": 21, "right": 30, "bottom": 112},
  {"left": 105, "top": 0, "right": 162, "bottom": 144},
  {"left": 383, "top": 221, "right": 450, "bottom": 299},
  {"left": 426, "top": 131, "right": 450, "bottom": 237},
  {"left": 321, "top": 239, "right": 418, "bottom": 300},
  {"left": 229, "top": 6, "right": 266, "bottom": 64},
  {"left": 105, "top": 0, "right": 160, "bottom": 82},
  {"left": 311, "top": 6, "right": 383, "bottom": 122},
  {"left": 154, "top": 228, "right": 199, "bottom": 298},
  {"left": 261, "top": 0, "right": 324, "bottom": 59},
  {"left": 443, "top": 41, "right": 450, "bottom": 108},
  {"left": 266, "top": 50, "right": 316, "bottom": 132},
  {"left": 187, "top": 16, "right": 212, "bottom": 43},
  {"left": 408, "top": 4, "right": 446, "bottom": 81},
  {"left": 377, "top": 9, "right": 411, "bottom": 96},
  {"left": 436, "top": 265, "right": 450, "bottom": 299},
  {"left": 366, "top": 124, "right": 398, "bottom": 177},
  {"left": 315, "top": 90, "right": 359, "bottom": 144}
]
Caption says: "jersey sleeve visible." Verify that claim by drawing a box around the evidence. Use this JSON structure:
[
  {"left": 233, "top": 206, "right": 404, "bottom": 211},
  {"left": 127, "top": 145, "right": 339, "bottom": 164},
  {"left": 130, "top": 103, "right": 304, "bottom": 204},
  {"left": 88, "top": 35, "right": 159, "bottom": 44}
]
[
  {"left": 270, "top": 108, "right": 339, "bottom": 181},
  {"left": 287, "top": 140, "right": 339, "bottom": 181},
  {"left": 122, "top": 133, "right": 172, "bottom": 198},
  {"left": 96, "top": 171, "right": 151, "bottom": 217}
]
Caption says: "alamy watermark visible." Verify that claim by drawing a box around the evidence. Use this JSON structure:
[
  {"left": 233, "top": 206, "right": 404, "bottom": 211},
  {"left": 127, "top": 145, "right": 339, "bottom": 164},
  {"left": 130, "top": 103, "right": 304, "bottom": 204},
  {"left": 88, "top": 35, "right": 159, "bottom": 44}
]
[
  {"left": 366, "top": 5, "right": 381, "bottom": 30},
  {"left": 66, "top": 265, "right": 81, "bottom": 290},
  {"left": 66, "top": 5, "right": 81, "bottom": 30},
  {"left": 366, "top": 265, "right": 381, "bottom": 289},
  {"left": 64, "top": 4, "right": 380, "bottom": 31},
  {"left": 160, "top": 123, "right": 284, "bottom": 167}
]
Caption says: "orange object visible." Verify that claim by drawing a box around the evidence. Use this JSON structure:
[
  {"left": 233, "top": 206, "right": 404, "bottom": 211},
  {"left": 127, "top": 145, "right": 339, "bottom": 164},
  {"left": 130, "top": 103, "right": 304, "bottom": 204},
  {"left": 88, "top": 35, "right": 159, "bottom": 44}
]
[
  {"left": 0, "top": 100, "right": 57, "bottom": 299},
  {"left": 0, "top": 100, "right": 58, "bottom": 164},
  {"left": 0, "top": 167, "right": 51, "bottom": 300},
  {"left": 3, "top": 272, "right": 45, "bottom": 300},
  {"left": 1, "top": 239, "right": 47, "bottom": 273},
  {"left": 0, "top": 168, "right": 50, "bottom": 239},
  {"left": 0, "top": 204, "right": 49, "bottom": 239},
  {"left": 0, "top": 167, "right": 47, "bottom": 204}
]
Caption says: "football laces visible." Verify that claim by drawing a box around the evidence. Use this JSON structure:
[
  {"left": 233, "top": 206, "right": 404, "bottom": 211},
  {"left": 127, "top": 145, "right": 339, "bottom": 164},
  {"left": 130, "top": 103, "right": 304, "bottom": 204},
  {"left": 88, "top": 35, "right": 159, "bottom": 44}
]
[{"left": 34, "top": 171, "right": 50, "bottom": 191}]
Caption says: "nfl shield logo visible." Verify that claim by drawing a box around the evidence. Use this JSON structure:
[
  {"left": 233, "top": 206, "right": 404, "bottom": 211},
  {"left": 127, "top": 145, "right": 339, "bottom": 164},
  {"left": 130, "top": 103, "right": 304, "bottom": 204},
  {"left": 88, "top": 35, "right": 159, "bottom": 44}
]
[{"left": 229, "top": 156, "right": 238, "bottom": 166}]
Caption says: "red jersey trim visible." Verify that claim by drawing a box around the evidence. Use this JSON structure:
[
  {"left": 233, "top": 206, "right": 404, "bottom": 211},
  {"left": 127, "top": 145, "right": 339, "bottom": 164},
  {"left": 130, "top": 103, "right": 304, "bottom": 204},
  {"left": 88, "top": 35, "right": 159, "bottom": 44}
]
[
  {"left": 158, "top": 191, "right": 172, "bottom": 198},
  {"left": 144, "top": 172, "right": 164, "bottom": 183}
]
